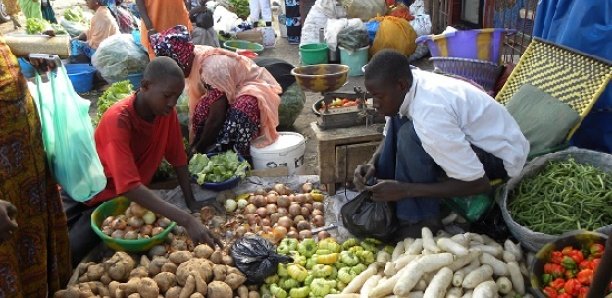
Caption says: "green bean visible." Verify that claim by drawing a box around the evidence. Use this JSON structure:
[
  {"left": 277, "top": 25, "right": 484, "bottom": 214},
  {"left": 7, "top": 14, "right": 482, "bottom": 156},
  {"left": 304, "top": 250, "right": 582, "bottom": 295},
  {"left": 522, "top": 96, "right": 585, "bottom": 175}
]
[{"left": 508, "top": 156, "right": 612, "bottom": 235}]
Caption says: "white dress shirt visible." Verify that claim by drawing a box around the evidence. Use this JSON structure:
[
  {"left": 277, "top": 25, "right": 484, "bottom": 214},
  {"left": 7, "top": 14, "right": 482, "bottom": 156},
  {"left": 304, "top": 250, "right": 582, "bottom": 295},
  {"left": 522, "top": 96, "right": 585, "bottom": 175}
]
[{"left": 385, "top": 69, "right": 529, "bottom": 181}]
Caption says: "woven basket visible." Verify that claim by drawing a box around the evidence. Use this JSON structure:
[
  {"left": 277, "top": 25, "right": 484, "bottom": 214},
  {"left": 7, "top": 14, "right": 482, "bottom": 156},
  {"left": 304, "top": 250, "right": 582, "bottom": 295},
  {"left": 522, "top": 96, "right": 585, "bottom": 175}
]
[{"left": 430, "top": 57, "right": 502, "bottom": 91}]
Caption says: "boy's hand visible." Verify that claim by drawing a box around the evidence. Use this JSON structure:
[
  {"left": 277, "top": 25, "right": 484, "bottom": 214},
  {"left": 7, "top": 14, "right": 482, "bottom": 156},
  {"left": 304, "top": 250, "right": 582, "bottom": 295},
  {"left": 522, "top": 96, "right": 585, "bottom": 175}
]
[
  {"left": 0, "top": 200, "right": 18, "bottom": 243},
  {"left": 366, "top": 180, "right": 408, "bottom": 202},
  {"left": 185, "top": 217, "right": 223, "bottom": 248},
  {"left": 354, "top": 164, "right": 376, "bottom": 192}
]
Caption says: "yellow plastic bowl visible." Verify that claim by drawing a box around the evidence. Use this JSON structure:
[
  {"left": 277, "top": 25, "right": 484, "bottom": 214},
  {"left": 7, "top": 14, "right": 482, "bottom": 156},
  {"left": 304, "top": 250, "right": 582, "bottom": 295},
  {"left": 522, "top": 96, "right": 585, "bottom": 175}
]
[
  {"left": 291, "top": 64, "right": 349, "bottom": 93},
  {"left": 90, "top": 196, "right": 176, "bottom": 252}
]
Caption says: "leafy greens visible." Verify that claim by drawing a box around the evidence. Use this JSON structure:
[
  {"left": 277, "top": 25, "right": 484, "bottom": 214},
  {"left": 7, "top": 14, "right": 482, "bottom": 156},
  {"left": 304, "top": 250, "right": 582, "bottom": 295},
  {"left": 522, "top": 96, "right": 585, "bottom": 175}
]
[{"left": 189, "top": 151, "right": 250, "bottom": 184}]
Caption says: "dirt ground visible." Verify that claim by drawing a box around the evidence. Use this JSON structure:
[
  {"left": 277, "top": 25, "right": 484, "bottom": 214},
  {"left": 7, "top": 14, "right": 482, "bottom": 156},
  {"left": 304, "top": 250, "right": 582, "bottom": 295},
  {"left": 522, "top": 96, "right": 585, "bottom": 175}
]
[{"left": 2, "top": 0, "right": 433, "bottom": 175}]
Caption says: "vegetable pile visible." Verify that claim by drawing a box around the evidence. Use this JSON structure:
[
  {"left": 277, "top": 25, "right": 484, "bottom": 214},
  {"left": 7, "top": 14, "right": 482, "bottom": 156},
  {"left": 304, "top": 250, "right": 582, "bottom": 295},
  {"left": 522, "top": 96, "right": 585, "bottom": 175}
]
[
  {"left": 539, "top": 243, "right": 609, "bottom": 298},
  {"left": 261, "top": 237, "right": 381, "bottom": 298},
  {"left": 64, "top": 7, "right": 87, "bottom": 23},
  {"left": 199, "top": 183, "right": 326, "bottom": 245},
  {"left": 100, "top": 202, "right": 173, "bottom": 240},
  {"left": 318, "top": 98, "right": 362, "bottom": 113},
  {"left": 189, "top": 151, "right": 250, "bottom": 184},
  {"left": 26, "top": 18, "right": 50, "bottom": 35},
  {"left": 509, "top": 157, "right": 612, "bottom": 235},
  {"left": 333, "top": 228, "right": 532, "bottom": 298},
  {"left": 93, "top": 80, "right": 133, "bottom": 126},
  {"left": 55, "top": 244, "right": 252, "bottom": 298}
]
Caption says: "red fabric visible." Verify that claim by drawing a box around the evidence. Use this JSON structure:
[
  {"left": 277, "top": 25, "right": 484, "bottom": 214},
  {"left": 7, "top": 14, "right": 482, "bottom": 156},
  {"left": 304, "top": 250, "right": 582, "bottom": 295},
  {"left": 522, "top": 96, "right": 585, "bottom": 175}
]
[{"left": 88, "top": 94, "right": 187, "bottom": 206}]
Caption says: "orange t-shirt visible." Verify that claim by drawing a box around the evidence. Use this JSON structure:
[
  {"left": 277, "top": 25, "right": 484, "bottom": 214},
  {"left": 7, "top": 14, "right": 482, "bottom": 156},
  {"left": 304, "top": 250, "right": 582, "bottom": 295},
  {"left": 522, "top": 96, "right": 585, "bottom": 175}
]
[
  {"left": 139, "top": 0, "right": 193, "bottom": 59},
  {"left": 89, "top": 94, "right": 187, "bottom": 206}
]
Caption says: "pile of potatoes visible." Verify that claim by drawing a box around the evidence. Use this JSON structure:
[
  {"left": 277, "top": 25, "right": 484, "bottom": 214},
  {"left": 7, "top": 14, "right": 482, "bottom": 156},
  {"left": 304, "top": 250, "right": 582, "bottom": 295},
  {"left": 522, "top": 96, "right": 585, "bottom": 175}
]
[{"left": 55, "top": 245, "right": 256, "bottom": 298}]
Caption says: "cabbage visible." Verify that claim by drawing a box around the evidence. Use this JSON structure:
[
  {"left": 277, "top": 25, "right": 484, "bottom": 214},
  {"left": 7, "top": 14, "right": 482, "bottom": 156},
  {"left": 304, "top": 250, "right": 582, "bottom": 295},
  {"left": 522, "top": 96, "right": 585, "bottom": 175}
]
[{"left": 188, "top": 151, "right": 250, "bottom": 184}]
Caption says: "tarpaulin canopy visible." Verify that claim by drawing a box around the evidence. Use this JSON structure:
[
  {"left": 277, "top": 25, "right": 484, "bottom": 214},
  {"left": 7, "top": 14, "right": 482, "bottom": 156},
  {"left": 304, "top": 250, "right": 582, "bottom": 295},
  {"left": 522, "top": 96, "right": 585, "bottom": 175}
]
[{"left": 532, "top": 0, "right": 612, "bottom": 153}]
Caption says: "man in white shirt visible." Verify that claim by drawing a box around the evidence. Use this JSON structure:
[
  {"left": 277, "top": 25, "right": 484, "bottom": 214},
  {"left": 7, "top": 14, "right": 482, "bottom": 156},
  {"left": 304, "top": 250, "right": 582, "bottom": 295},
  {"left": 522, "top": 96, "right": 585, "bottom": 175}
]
[{"left": 354, "top": 50, "right": 529, "bottom": 238}]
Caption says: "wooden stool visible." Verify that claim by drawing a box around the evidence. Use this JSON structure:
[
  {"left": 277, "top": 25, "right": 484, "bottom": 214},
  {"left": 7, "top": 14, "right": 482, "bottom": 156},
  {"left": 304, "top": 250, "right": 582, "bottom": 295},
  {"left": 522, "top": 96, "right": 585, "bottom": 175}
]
[{"left": 310, "top": 122, "right": 384, "bottom": 194}]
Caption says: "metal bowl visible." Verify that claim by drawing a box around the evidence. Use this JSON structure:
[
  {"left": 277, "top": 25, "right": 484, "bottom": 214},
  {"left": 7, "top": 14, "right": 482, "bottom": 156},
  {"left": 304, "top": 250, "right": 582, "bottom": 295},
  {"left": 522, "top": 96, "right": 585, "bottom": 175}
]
[{"left": 291, "top": 64, "right": 349, "bottom": 93}]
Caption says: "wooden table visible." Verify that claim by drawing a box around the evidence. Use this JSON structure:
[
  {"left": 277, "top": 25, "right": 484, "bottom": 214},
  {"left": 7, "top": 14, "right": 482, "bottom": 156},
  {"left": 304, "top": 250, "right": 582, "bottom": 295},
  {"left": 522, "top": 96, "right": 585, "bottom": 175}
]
[{"left": 310, "top": 122, "right": 384, "bottom": 194}]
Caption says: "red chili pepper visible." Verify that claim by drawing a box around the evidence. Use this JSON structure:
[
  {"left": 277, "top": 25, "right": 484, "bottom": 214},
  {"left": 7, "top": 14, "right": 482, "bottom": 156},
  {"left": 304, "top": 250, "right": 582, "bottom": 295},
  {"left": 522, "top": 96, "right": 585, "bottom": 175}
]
[
  {"left": 579, "top": 260, "right": 591, "bottom": 270},
  {"left": 577, "top": 269, "right": 593, "bottom": 285},
  {"left": 551, "top": 278, "right": 566, "bottom": 290},
  {"left": 543, "top": 286, "right": 559, "bottom": 298},
  {"left": 557, "top": 294, "right": 572, "bottom": 298},
  {"left": 549, "top": 263, "right": 565, "bottom": 277},
  {"left": 589, "top": 243, "right": 604, "bottom": 258},
  {"left": 551, "top": 251, "right": 565, "bottom": 264},
  {"left": 564, "top": 279, "right": 582, "bottom": 296},
  {"left": 591, "top": 258, "right": 601, "bottom": 271},
  {"left": 545, "top": 263, "right": 555, "bottom": 273},
  {"left": 565, "top": 269, "right": 577, "bottom": 279},
  {"left": 569, "top": 250, "right": 585, "bottom": 263},
  {"left": 577, "top": 287, "right": 590, "bottom": 298},
  {"left": 562, "top": 246, "right": 574, "bottom": 256}
]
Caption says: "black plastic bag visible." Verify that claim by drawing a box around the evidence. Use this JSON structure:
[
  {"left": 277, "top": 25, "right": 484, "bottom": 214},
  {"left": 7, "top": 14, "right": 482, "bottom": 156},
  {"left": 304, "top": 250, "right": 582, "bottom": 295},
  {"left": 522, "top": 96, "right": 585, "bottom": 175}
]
[
  {"left": 341, "top": 191, "right": 397, "bottom": 242},
  {"left": 230, "top": 236, "right": 293, "bottom": 284},
  {"left": 470, "top": 204, "right": 510, "bottom": 241},
  {"left": 337, "top": 28, "right": 370, "bottom": 52}
]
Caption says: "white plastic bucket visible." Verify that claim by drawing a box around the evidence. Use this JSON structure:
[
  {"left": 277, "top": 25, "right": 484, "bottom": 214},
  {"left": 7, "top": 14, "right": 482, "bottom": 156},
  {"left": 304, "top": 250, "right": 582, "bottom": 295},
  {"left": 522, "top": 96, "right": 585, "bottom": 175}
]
[{"left": 250, "top": 132, "right": 306, "bottom": 175}]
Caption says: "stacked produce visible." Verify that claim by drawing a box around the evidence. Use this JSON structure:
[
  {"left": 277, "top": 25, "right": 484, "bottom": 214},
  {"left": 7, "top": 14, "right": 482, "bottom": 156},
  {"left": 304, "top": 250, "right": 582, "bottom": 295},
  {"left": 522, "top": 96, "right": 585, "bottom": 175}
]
[
  {"left": 261, "top": 237, "right": 382, "bottom": 298},
  {"left": 208, "top": 183, "right": 326, "bottom": 244},
  {"left": 509, "top": 158, "right": 612, "bottom": 235},
  {"left": 538, "top": 243, "right": 609, "bottom": 298},
  {"left": 189, "top": 152, "right": 250, "bottom": 185},
  {"left": 100, "top": 202, "right": 173, "bottom": 240},
  {"left": 329, "top": 228, "right": 533, "bottom": 298},
  {"left": 54, "top": 244, "right": 252, "bottom": 298}
]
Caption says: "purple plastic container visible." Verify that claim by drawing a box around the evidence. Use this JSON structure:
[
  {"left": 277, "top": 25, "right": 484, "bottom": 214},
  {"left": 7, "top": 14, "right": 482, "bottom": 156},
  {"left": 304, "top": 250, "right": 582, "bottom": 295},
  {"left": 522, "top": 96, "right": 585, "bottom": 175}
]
[{"left": 416, "top": 28, "right": 516, "bottom": 64}]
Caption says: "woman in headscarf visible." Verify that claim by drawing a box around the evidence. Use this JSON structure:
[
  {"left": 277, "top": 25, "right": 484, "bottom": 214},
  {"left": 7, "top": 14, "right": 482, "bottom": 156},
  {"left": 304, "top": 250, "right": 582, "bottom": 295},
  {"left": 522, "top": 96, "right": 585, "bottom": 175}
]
[
  {"left": 70, "top": 0, "right": 120, "bottom": 60},
  {"left": 0, "top": 36, "right": 72, "bottom": 297},
  {"left": 136, "top": 0, "right": 192, "bottom": 59},
  {"left": 150, "top": 25, "right": 282, "bottom": 157},
  {"left": 16, "top": 0, "right": 43, "bottom": 20}
]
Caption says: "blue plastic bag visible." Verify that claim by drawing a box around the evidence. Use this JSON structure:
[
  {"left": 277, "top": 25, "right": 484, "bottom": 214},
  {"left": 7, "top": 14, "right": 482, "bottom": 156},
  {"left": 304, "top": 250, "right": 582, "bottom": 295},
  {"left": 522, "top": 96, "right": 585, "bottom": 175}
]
[
  {"left": 31, "top": 65, "right": 106, "bottom": 202},
  {"left": 365, "top": 21, "right": 380, "bottom": 43}
]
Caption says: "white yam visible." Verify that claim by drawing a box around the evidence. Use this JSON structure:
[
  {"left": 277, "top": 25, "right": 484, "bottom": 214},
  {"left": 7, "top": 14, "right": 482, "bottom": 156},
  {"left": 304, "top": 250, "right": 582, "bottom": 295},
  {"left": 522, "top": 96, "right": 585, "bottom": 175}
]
[
  {"left": 503, "top": 240, "right": 522, "bottom": 261},
  {"left": 406, "top": 239, "right": 424, "bottom": 255},
  {"left": 360, "top": 274, "right": 382, "bottom": 298},
  {"left": 422, "top": 228, "right": 440, "bottom": 253},
  {"left": 447, "top": 250, "right": 481, "bottom": 272},
  {"left": 403, "top": 238, "right": 415, "bottom": 252},
  {"left": 462, "top": 265, "right": 493, "bottom": 289},
  {"left": 343, "top": 264, "right": 377, "bottom": 294},
  {"left": 506, "top": 262, "right": 524, "bottom": 295},
  {"left": 472, "top": 280, "right": 497, "bottom": 298},
  {"left": 479, "top": 253, "right": 508, "bottom": 276},
  {"left": 393, "top": 254, "right": 419, "bottom": 271},
  {"left": 423, "top": 267, "right": 453, "bottom": 298},
  {"left": 437, "top": 238, "right": 468, "bottom": 256},
  {"left": 392, "top": 242, "right": 405, "bottom": 262}
]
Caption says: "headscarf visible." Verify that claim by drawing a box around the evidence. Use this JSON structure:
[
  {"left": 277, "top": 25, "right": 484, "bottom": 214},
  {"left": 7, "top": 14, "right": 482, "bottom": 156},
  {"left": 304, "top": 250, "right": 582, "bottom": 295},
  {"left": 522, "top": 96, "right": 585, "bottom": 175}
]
[
  {"left": 186, "top": 46, "right": 282, "bottom": 148},
  {"left": 150, "top": 25, "right": 195, "bottom": 74}
]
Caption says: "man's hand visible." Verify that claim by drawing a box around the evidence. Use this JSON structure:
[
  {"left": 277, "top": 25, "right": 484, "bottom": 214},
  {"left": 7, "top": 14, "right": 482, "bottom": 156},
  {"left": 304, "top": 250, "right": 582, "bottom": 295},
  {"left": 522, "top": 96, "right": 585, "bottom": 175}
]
[
  {"left": 185, "top": 217, "right": 223, "bottom": 248},
  {"left": 29, "top": 54, "right": 60, "bottom": 73},
  {"left": 0, "top": 200, "right": 18, "bottom": 243},
  {"left": 354, "top": 164, "right": 376, "bottom": 192},
  {"left": 366, "top": 180, "right": 409, "bottom": 202}
]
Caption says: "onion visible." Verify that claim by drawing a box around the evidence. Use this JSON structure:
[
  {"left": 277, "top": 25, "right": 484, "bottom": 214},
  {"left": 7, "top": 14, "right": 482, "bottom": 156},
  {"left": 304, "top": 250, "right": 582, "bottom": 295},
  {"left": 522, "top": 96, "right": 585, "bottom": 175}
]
[
  {"left": 303, "top": 203, "right": 313, "bottom": 213},
  {"left": 102, "top": 226, "right": 113, "bottom": 236},
  {"left": 127, "top": 216, "right": 144, "bottom": 228},
  {"left": 293, "top": 215, "right": 305, "bottom": 223},
  {"left": 273, "top": 226, "right": 288, "bottom": 241},
  {"left": 299, "top": 230, "right": 313, "bottom": 240},
  {"left": 273, "top": 184, "right": 288, "bottom": 195},
  {"left": 312, "top": 215, "right": 325, "bottom": 227},
  {"left": 124, "top": 230, "right": 138, "bottom": 240},
  {"left": 151, "top": 227, "right": 164, "bottom": 236},
  {"left": 156, "top": 217, "right": 172, "bottom": 228},
  {"left": 304, "top": 194, "right": 314, "bottom": 204},
  {"left": 317, "top": 231, "right": 331, "bottom": 239},
  {"left": 278, "top": 216, "right": 293, "bottom": 229},
  {"left": 296, "top": 220, "right": 311, "bottom": 231},
  {"left": 142, "top": 211, "right": 157, "bottom": 225},
  {"left": 313, "top": 202, "right": 324, "bottom": 212},
  {"left": 301, "top": 182, "right": 314, "bottom": 193},
  {"left": 111, "top": 218, "right": 127, "bottom": 230},
  {"left": 140, "top": 225, "right": 153, "bottom": 236},
  {"left": 111, "top": 230, "right": 125, "bottom": 239},
  {"left": 266, "top": 193, "right": 278, "bottom": 204},
  {"left": 225, "top": 199, "right": 238, "bottom": 213},
  {"left": 200, "top": 206, "right": 216, "bottom": 222},
  {"left": 256, "top": 207, "right": 268, "bottom": 218},
  {"left": 237, "top": 199, "right": 249, "bottom": 209},
  {"left": 244, "top": 204, "right": 257, "bottom": 215},
  {"left": 102, "top": 216, "right": 115, "bottom": 227},
  {"left": 235, "top": 226, "right": 248, "bottom": 237},
  {"left": 129, "top": 203, "right": 147, "bottom": 217},
  {"left": 246, "top": 214, "right": 259, "bottom": 225},
  {"left": 266, "top": 204, "right": 278, "bottom": 214},
  {"left": 138, "top": 234, "right": 150, "bottom": 239},
  {"left": 288, "top": 204, "right": 301, "bottom": 217},
  {"left": 262, "top": 226, "right": 272, "bottom": 233},
  {"left": 294, "top": 194, "right": 306, "bottom": 204},
  {"left": 251, "top": 224, "right": 262, "bottom": 233},
  {"left": 288, "top": 194, "right": 296, "bottom": 203},
  {"left": 277, "top": 207, "right": 288, "bottom": 216},
  {"left": 300, "top": 207, "right": 310, "bottom": 217},
  {"left": 287, "top": 231, "right": 298, "bottom": 239},
  {"left": 277, "top": 196, "right": 290, "bottom": 208},
  {"left": 270, "top": 213, "right": 281, "bottom": 225},
  {"left": 255, "top": 187, "right": 267, "bottom": 196},
  {"left": 312, "top": 209, "right": 324, "bottom": 217},
  {"left": 261, "top": 218, "right": 271, "bottom": 227},
  {"left": 251, "top": 195, "right": 266, "bottom": 208}
]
